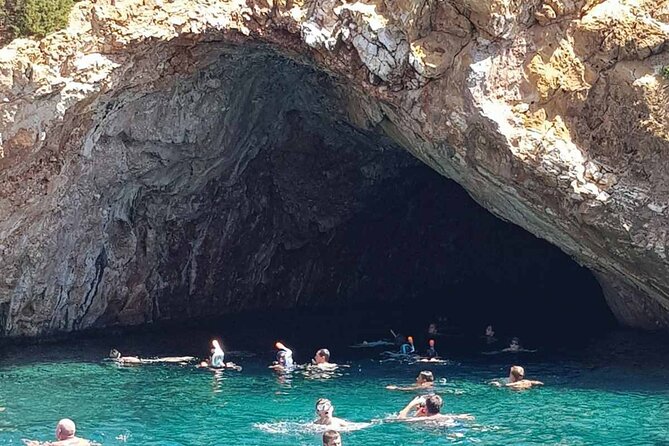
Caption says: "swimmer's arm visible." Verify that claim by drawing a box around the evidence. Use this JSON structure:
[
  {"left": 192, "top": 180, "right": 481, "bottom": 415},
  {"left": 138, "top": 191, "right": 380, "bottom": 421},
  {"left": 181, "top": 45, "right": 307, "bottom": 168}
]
[
  {"left": 450, "top": 414, "right": 475, "bottom": 421},
  {"left": 528, "top": 380, "right": 544, "bottom": 386},
  {"left": 398, "top": 396, "right": 422, "bottom": 419}
]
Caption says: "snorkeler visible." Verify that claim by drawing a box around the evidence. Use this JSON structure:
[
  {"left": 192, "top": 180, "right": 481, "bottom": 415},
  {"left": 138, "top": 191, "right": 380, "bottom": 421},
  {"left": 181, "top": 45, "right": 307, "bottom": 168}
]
[
  {"left": 386, "top": 370, "right": 435, "bottom": 391},
  {"left": 491, "top": 365, "right": 544, "bottom": 389},
  {"left": 312, "top": 348, "right": 337, "bottom": 370},
  {"left": 314, "top": 398, "right": 350, "bottom": 429},
  {"left": 322, "top": 430, "right": 342, "bottom": 446},
  {"left": 198, "top": 339, "right": 241, "bottom": 370},
  {"left": 109, "top": 349, "right": 195, "bottom": 365},
  {"left": 400, "top": 336, "right": 416, "bottom": 355},
  {"left": 270, "top": 341, "right": 294, "bottom": 370},
  {"left": 24, "top": 418, "right": 91, "bottom": 446}
]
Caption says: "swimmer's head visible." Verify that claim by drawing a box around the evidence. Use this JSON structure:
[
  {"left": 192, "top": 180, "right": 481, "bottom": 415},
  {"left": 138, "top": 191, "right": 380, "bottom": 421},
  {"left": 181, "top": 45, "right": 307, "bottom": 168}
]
[
  {"left": 428, "top": 323, "right": 438, "bottom": 334},
  {"left": 55, "top": 419, "right": 76, "bottom": 441},
  {"left": 408, "top": 336, "right": 414, "bottom": 345},
  {"left": 323, "top": 430, "right": 342, "bottom": 446},
  {"left": 486, "top": 325, "right": 494, "bottom": 336},
  {"left": 510, "top": 337, "right": 520, "bottom": 347},
  {"left": 429, "top": 339, "right": 435, "bottom": 348},
  {"left": 423, "top": 394, "right": 443, "bottom": 416},
  {"left": 316, "top": 398, "right": 334, "bottom": 417},
  {"left": 276, "top": 350, "right": 287, "bottom": 365},
  {"left": 417, "top": 370, "right": 435, "bottom": 384},
  {"left": 109, "top": 349, "right": 121, "bottom": 359},
  {"left": 509, "top": 365, "right": 525, "bottom": 382},
  {"left": 315, "top": 348, "right": 330, "bottom": 364}
]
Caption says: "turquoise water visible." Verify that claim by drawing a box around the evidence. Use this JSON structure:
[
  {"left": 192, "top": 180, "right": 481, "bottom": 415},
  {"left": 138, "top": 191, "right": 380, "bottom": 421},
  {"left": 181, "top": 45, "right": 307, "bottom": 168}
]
[{"left": 0, "top": 328, "right": 668, "bottom": 445}]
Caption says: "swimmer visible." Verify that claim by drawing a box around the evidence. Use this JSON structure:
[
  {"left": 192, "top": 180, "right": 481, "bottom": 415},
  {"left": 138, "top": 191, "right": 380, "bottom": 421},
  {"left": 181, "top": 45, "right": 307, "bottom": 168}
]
[
  {"left": 400, "top": 336, "right": 416, "bottom": 355},
  {"left": 109, "top": 349, "right": 195, "bottom": 365},
  {"left": 501, "top": 337, "right": 537, "bottom": 353},
  {"left": 503, "top": 337, "right": 522, "bottom": 352},
  {"left": 397, "top": 394, "right": 473, "bottom": 422},
  {"left": 108, "top": 349, "right": 142, "bottom": 365},
  {"left": 427, "top": 322, "right": 439, "bottom": 336},
  {"left": 425, "top": 339, "right": 438, "bottom": 359},
  {"left": 24, "top": 418, "right": 91, "bottom": 446},
  {"left": 322, "top": 430, "right": 342, "bottom": 446},
  {"left": 314, "top": 398, "right": 350, "bottom": 429},
  {"left": 198, "top": 339, "right": 241, "bottom": 370},
  {"left": 386, "top": 370, "right": 435, "bottom": 391},
  {"left": 311, "top": 348, "right": 337, "bottom": 370},
  {"left": 491, "top": 365, "right": 544, "bottom": 389},
  {"left": 270, "top": 341, "right": 294, "bottom": 370},
  {"left": 483, "top": 337, "right": 536, "bottom": 355},
  {"left": 484, "top": 325, "right": 497, "bottom": 344}
]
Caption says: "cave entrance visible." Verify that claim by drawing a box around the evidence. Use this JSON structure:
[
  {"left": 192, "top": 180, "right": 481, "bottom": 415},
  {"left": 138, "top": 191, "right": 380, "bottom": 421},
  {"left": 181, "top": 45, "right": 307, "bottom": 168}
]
[{"left": 90, "top": 44, "right": 615, "bottom": 340}]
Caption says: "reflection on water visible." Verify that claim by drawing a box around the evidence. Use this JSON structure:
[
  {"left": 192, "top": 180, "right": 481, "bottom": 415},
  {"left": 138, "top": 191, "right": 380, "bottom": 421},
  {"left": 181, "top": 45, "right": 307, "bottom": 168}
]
[{"left": 0, "top": 326, "right": 667, "bottom": 445}]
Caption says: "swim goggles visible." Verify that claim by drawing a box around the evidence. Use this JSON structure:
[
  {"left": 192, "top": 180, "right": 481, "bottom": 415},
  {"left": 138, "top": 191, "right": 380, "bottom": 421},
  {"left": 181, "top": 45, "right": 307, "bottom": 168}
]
[{"left": 316, "top": 400, "right": 332, "bottom": 413}]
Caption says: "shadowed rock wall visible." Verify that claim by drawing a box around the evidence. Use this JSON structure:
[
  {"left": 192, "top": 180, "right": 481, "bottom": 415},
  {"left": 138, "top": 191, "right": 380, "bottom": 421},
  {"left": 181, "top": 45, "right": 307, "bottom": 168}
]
[{"left": 2, "top": 0, "right": 669, "bottom": 335}]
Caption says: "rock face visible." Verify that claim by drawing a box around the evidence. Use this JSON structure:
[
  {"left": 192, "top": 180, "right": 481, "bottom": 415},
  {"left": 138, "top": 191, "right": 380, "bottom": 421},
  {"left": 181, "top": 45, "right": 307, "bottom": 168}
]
[{"left": 0, "top": 0, "right": 668, "bottom": 336}]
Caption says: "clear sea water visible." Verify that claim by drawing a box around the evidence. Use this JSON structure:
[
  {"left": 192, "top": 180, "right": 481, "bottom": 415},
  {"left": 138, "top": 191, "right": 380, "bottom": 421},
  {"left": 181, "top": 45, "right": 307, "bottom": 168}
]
[{"left": 0, "top": 313, "right": 668, "bottom": 445}]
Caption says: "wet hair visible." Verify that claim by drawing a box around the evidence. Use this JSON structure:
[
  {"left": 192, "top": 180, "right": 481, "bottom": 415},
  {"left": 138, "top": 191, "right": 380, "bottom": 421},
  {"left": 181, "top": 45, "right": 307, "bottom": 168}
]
[
  {"left": 323, "top": 430, "right": 341, "bottom": 445},
  {"left": 418, "top": 371, "right": 435, "bottom": 382},
  {"left": 316, "top": 398, "right": 333, "bottom": 413},
  {"left": 316, "top": 348, "right": 331, "bottom": 361},
  {"left": 109, "top": 349, "right": 121, "bottom": 359},
  {"left": 510, "top": 365, "right": 525, "bottom": 381},
  {"left": 424, "top": 394, "right": 443, "bottom": 415}
]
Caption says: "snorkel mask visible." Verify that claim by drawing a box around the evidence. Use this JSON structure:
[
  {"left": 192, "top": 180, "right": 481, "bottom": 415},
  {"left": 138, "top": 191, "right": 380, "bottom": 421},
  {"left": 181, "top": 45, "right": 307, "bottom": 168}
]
[{"left": 316, "top": 399, "right": 333, "bottom": 414}]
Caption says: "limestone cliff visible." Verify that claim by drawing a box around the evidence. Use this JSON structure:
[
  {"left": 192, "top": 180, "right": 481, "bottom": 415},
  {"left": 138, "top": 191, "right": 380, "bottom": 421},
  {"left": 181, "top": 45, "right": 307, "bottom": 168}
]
[{"left": 1, "top": 0, "right": 668, "bottom": 336}]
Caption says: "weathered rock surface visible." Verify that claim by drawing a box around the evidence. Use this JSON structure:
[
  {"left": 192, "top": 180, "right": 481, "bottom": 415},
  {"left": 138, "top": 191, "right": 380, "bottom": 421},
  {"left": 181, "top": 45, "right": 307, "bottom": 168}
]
[{"left": 0, "top": 0, "right": 668, "bottom": 336}]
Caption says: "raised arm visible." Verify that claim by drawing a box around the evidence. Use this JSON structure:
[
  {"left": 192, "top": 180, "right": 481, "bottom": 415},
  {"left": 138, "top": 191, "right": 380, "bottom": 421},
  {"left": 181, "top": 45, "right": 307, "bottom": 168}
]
[{"left": 398, "top": 396, "right": 423, "bottom": 419}]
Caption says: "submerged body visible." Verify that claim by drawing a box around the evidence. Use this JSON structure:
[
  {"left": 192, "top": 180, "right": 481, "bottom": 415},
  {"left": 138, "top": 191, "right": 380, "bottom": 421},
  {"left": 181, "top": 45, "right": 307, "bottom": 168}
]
[
  {"left": 491, "top": 366, "right": 544, "bottom": 389},
  {"left": 24, "top": 419, "right": 91, "bottom": 446}
]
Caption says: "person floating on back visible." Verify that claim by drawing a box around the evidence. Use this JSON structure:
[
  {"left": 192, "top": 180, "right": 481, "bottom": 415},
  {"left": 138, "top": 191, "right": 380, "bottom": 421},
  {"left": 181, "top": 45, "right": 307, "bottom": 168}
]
[
  {"left": 491, "top": 365, "right": 544, "bottom": 389},
  {"left": 108, "top": 349, "right": 194, "bottom": 365},
  {"left": 314, "top": 398, "right": 350, "bottom": 430},
  {"left": 386, "top": 370, "right": 435, "bottom": 391},
  {"left": 24, "top": 418, "right": 91, "bottom": 446},
  {"left": 322, "top": 430, "right": 342, "bottom": 446}
]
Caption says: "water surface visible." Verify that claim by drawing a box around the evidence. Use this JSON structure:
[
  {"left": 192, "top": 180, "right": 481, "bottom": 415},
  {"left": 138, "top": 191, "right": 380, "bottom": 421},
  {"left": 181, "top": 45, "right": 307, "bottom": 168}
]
[{"left": 0, "top": 326, "right": 668, "bottom": 445}]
